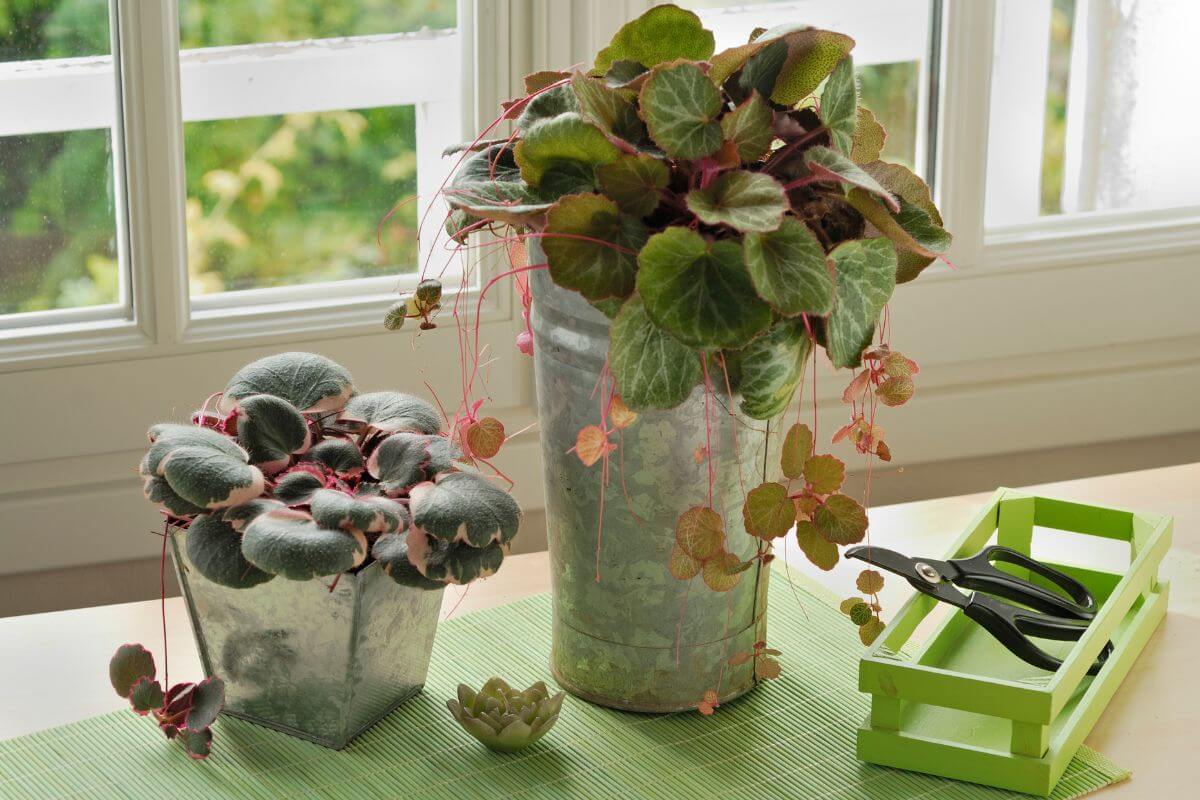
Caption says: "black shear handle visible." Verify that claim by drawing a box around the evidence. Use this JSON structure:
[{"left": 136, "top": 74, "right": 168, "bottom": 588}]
[
  {"left": 952, "top": 546, "right": 1099, "bottom": 620},
  {"left": 965, "top": 594, "right": 1112, "bottom": 676}
]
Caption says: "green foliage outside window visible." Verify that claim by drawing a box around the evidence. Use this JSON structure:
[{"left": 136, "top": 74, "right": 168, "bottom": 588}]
[{"left": 0, "top": 0, "right": 453, "bottom": 315}]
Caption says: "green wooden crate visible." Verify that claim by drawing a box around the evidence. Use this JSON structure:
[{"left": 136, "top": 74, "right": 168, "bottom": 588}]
[{"left": 856, "top": 488, "right": 1171, "bottom": 796}]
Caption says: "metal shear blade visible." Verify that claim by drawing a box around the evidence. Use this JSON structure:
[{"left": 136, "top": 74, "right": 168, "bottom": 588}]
[{"left": 846, "top": 545, "right": 1113, "bottom": 676}]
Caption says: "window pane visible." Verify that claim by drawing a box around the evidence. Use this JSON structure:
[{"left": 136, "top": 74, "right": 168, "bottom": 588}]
[
  {"left": 185, "top": 108, "right": 418, "bottom": 295},
  {"left": 178, "top": 0, "right": 456, "bottom": 48},
  {"left": 0, "top": 0, "right": 110, "bottom": 61},
  {"left": 0, "top": 1, "right": 119, "bottom": 317},
  {"left": 987, "top": 0, "right": 1200, "bottom": 225},
  {"left": 180, "top": 3, "right": 461, "bottom": 301},
  {"left": 680, "top": 0, "right": 934, "bottom": 174}
]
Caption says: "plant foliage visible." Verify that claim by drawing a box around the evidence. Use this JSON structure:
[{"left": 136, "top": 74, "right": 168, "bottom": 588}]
[
  {"left": 141, "top": 352, "right": 522, "bottom": 590},
  {"left": 443, "top": 3, "right": 950, "bottom": 421}
]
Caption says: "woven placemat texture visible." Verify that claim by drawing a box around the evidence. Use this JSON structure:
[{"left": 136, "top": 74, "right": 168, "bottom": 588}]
[{"left": 0, "top": 573, "right": 1128, "bottom": 799}]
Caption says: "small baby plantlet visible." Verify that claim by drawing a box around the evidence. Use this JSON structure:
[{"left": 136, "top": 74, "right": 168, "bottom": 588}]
[
  {"left": 447, "top": 677, "right": 565, "bottom": 752},
  {"left": 109, "top": 644, "right": 225, "bottom": 759}
]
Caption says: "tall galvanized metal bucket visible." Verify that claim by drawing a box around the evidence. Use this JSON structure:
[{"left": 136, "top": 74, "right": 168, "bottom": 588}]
[
  {"left": 170, "top": 529, "right": 444, "bottom": 748},
  {"left": 530, "top": 258, "right": 779, "bottom": 713}
]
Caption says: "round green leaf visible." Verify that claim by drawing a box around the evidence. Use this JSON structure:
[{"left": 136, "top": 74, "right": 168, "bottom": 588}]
[
  {"left": 273, "top": 468, "right": 323, "bottom": 505},
  {"left": 761, "top": 27, "right": 856, "bottom": 106},
  {"left": 372, "top": 533, "right": 447, "bottom": 590},
  {"left": 675, "top": 506, "right": 724, "bottom": 560},
  {"left": 220, "top": 352, "right": 354, "bottom": 415},
  {"left": 186, "top": 513, "right": 274, "bottom": 589},
  {"left": 593, "top": 4, "right": 715, "bottom": 71},
  {"left": 820, "top": 55, "right": 858, "bottom": 154},
  {"left": 743, "top": 482, "right": 794, "bottom": 540},
  {"left": 143, "top": 475, "right": 207, "bottom": 517},
  {"left": 780, "top": 423, "right": 814, "bottom": 479},
  {"left": 236, "top": 394, "right": 311, "bottom": 472},
  {"left": 515, "top": 83, "right": 579, "bottom": 130},
  {"left": 860, "top": 617, "right": 886, "bottom": 646},
  {"left": 410, "top": 471, "right": 521, "bottom": 547},
  {"left": 737, "top": 318, "right": 812, "bottom": 420},
  {"left": 129, "top": 676, "right": 165, "bottom": 714},
  {"left": 796, "top": 520, "right": 839, "bottom": 570},
  {"left": 851, "top": 107, "right": 887, "bottom": 163},
  {"left": 185, "top": 677, "right": 225, "bottom": 731},
  {"left": 143, "top": 424, "right": 247, "bottom": 476},
  {"left": 702, "top": 551, "right": 744, "bottom": 592},
  {"left": 309, "top": 438, "right": 364, "bottom": 475},
  {"left": 310, "top": 488, "right": 406, "bottom": 535},
  {"left": 542, "top": 193, "right": 648, "bottom": 301},
  {"left": 849, "top": 602, "right": 874, "bottom": 625},
  {"left": 636, "top": 227, "right": 771, "bottom": 349},
  {"left": 443, "top": 143, "right": 555, "bottom": 226},
  {"left": 639, "top": 62, "right": 723, "bottom": 159},
  {"left": 406, "top": 530, "right": 507, "bottom": 585},
  {"left": 840, "top": 596, "right": 868, "bottom": 615},
  {"left": 802, "top": 145, "right": 898, "bottom": 211},
  {"left": 597, "top": 153, "right": 669, "bottom": 217},
  {"left": 803, "top": 454, "right": 846, "bottom": 495},
  {"left": 161, "top": 446, "right": 266, "bottom": 511},
  {"left": 605, "top": 60, "right": 650, "bottom": 90},
  {"left": 686, "top": 171, "right": 787, "bottom": 233},
  {"left": 340, "top": 391, "right": 442, "bottom": 435},
  {"left": 181, "top": 728, "right": 213, "bottom": 759},
  {"left": 110, "top": 644, "right": 155, "bottom": 698},
  {"left": 857, "top": 568, "right": 885, "bottom": 594},
  {"left": 221, "top": 498, "right": 285, "bottom": 531},
  {"left": 826, "top": 238, "right": 897, "bottom": 368},
  {"left": 709, "top": 28, "right": 854, "bottom": 106},
  {"left": 609, "top": 295, "right": 703, "bottom": 410},
  {"left": 721, "top": 92, "right": 775, "bottom": 163},
  {"left": 813, "top": 493, "right": 868, "bottom": 545},
  {"left": 570, "top": 72, "right": 645, "bottom": 143},
  {"left": 367, "top": 433, "right": 457, "bottom": 492},
  {"left": 744, "top": 218, "right": 833, "bottom": 315},
  {"left": 514, "top": 113, "right": 619, "bottom": 188},
  {"left": 241, "top": 509, "right": 367, "bottom": 580}
]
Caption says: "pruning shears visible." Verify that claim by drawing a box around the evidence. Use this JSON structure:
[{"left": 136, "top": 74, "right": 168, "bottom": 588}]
[{"left": 846, "top": 544, "right": 1112, "bottom": 675}]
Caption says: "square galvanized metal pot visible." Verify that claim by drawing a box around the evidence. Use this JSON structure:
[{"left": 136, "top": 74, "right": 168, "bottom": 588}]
[{"left": 170, "top": 529, "right": 444, "bottom": 749}]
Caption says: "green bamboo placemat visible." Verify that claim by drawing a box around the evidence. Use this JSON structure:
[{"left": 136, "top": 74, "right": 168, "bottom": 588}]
[{"left": 0, "top": 573, "right": 1128, "bottom": 799}]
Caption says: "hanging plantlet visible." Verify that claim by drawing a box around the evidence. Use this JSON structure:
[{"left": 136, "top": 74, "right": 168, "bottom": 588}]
[{"left": 109, "top": 644, "right": 224, "bottom": 759}]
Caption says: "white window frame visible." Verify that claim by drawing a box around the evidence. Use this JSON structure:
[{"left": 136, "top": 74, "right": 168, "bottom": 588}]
[{"left": 0, "top": 0, "right": 519, "bottom": 375}]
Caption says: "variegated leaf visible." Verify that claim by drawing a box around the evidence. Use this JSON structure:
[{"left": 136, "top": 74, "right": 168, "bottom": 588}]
[
  {"left": 340, "top": 391, "right": 442, "bottom": 435},
  {"left": 236, "top": 394, "right": 311, "bottom": 473},
  {"left": 409, "top": 471, "right": 521, "bottom": 547},
  {"left": 186, "top": 513, "right": 274, "bottom": 589},
  {"left": 241, "top": 508, "right": 368, "bottom": 580},
  {"left": 220, "top": 352, "right": 354, "bottom": 415},
  {"left": 372, "top": 532, "right": 447, "bottom": 590}
]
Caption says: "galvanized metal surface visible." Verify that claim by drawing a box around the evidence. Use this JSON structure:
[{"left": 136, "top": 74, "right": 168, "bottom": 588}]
[
  {"left": 530, "top": 258, "right": 780, "bottom": 713},
  {"left": 170, "top": 530, "right": 444, "bottom": 748}
]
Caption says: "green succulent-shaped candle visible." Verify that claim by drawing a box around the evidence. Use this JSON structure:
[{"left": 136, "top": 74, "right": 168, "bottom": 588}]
[{"left": 447, "top": 678, "right": 565, "bottom": 753}]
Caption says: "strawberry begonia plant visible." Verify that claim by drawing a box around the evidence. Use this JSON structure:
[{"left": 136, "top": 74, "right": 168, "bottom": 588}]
[
  {"left": 439, "top": 4, "right": 949, "bottom": 656},
  {"left": 143, "top": 351, "right": 521, "bottom": 589}
]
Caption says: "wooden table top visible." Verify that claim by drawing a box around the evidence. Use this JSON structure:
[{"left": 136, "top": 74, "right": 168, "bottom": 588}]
[{"left": 2, "top": 464, "right": 1195, "bottom": 798}]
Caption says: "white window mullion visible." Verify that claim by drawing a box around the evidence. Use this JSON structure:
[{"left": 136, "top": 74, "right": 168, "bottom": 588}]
[
  {"left": 114, "top": 0, "right": 189, "bottom": 346},
  {"left": 931, "top": 0, "right": 995, "bottom": 270}
]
